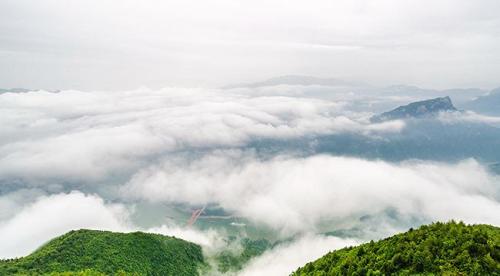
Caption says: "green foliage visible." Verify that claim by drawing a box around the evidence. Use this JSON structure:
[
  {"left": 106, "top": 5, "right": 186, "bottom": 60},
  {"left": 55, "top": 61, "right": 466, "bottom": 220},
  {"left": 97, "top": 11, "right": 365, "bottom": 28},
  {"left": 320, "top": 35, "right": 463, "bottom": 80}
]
[
  {"left": 293, "top": 221, "right": 500, "bottom": 275},
  {"left": 0, "top": 229, "right": 205, "bottom": 275},
  {"left": 214, "top": 238, "right": 271, "bottom": 272},
  {"left": 49, "top": 269, "right": 108, "bottom": 276}
]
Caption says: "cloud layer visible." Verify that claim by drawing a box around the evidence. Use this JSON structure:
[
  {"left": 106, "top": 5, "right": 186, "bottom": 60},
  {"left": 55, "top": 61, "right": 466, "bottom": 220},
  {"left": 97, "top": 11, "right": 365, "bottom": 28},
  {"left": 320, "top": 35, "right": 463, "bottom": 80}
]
[
  {"left": 0, "top": 192, "right": 129, "bottom": 258},
  {"left": 0, "top": 88, "right": 401, "bottom": 185},
  {"left": 123, "top": 153, "right": 500, "bottom": 234},
  {"left": 0, "top": 87, "right": 499, "bottom": 274},
  {"left": 239, "top": 234, "right": 358, "bottom": 276}
]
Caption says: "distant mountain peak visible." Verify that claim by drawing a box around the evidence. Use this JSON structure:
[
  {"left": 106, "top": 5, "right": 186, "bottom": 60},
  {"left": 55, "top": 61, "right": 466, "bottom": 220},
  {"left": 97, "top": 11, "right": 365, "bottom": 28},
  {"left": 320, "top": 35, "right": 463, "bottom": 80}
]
[
  {"left": 223, "top": 75, "right": 365, "bottom": 89},
  {"left": 371, "top": 96, "right": 458, "bottom": 122}
]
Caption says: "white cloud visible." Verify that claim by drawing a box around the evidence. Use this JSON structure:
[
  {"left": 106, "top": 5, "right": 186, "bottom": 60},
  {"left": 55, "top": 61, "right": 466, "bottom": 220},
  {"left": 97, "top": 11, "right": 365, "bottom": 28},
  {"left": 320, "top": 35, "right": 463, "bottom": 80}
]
[
  {"left": 0, "top": 192, "right": 129, "bottom": 258},
  {"left": 0, "top": 188, "right": 46, "bottom": 221},
  {"left": 0, "top": 88, "right": 401, "bottom": 183},
  {"left": 439, "top": 110, "right": 500, "bottom": 127},
  {"left": 122, "top": 153, "right": 500, "bottom": 234},
  {"left": 239, "top": 234, "right": 358, "bottom": 276}
]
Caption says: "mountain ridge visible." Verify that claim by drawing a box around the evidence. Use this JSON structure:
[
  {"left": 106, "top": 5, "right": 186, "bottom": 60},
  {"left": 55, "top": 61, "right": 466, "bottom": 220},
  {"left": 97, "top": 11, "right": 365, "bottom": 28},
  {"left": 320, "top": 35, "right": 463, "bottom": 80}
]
[{"left": 371, "top": 96, "right": 458, "bottom": 122}]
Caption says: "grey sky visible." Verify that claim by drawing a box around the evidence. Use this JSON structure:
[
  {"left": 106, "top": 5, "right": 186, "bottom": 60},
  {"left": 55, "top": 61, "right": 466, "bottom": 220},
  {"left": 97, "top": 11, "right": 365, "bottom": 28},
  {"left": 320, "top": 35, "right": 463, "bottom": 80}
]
[{"left": 1, "top": 0, "right": 500, "bottom": 90}]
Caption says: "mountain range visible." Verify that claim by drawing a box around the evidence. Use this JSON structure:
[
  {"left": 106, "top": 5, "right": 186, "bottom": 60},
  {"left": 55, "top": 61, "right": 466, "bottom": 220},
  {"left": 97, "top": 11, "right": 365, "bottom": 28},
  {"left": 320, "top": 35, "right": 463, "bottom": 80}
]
[{"left": 224, "top": 75, "right": 497, "bottom": 109}]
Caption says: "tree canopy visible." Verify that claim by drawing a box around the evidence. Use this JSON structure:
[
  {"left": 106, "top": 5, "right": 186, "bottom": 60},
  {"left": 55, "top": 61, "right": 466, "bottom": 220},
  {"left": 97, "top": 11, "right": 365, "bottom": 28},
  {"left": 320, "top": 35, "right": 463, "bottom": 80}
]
[
  {"left": 0, "top": 229, "right": 204, "bottom": 275},
  {"left": 294, "top": 221, "right": 500, "bottom": 275}
]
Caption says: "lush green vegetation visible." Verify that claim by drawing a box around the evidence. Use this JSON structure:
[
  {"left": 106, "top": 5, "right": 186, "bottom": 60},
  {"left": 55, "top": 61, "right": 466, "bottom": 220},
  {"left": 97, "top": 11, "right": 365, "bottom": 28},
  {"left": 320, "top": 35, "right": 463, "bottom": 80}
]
[
  {"left": 48, "top": 269, "right": 107, "bottom": 276},
  {"left": 0, "top": 229, "right": 204, "bottom": 275},
  {"left": 3, "top": 221, "right": 498, "bottom": 275},
  {"left": 294, "top": 221, "right": 500, "bottom": 275},
  {"left": 214, "top": 238, "right": 271, "bottom": 272}
]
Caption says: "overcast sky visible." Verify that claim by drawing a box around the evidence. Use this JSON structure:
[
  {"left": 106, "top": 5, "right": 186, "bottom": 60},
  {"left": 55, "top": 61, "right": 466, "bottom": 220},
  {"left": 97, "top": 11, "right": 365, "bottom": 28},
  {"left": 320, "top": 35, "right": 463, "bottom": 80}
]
[{"left": 1, "top": 0, "right": 500, "bottom": 90}]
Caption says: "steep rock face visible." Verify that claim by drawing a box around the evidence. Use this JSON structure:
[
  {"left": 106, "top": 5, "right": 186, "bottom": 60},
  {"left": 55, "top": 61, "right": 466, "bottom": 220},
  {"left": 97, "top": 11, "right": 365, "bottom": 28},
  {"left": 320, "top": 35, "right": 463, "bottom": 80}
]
[{"left": 371, "top": 96, "right": 457, "bottom": 122}]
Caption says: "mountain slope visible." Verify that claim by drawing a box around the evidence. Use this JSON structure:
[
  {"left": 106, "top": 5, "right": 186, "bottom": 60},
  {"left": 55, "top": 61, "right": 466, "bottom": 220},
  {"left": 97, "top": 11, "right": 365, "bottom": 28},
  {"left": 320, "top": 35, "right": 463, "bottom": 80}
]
[
  {"left": 293, "top": 221, "right": 500, "bottom": 275},
  {"left": 0, "top": 229, "right": 204, "bottom": 275},
  {"left": 371, "top": 96, "right": 457, "bottom": 122}
]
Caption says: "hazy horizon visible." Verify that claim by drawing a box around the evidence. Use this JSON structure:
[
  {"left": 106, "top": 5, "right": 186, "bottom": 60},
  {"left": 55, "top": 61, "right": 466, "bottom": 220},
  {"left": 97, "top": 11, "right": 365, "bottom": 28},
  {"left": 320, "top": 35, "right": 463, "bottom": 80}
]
[{"left": 2, "top": 0, "right": 500, "bottom": 90}]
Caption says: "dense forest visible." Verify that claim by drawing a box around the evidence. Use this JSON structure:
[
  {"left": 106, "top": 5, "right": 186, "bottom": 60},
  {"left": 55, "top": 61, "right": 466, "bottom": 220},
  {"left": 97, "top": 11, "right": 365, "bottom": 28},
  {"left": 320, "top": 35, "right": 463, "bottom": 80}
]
[
  {"left": 293, "top": 221, "right": 500, "bottom": 275},
  {"left": 0, "top": 229, "right": 204, "bottom": 275}
]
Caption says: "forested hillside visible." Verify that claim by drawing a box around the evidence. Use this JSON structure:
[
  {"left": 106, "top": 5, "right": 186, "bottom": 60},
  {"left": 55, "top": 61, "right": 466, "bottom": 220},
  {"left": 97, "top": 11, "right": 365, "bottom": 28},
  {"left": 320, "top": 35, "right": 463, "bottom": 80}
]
[
  {"left": 0, "top": 229, "right": 204, "bottom": 275},
  {"left": 294, "top": 221, "right": 500, "bottom": 275}
]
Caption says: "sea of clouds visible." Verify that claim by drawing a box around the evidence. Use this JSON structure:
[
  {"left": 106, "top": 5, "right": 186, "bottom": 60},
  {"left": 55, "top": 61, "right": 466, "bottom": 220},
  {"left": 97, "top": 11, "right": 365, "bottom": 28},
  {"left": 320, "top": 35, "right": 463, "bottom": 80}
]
[{"left": 0, "top": 86, "right": 499, "bottom": 275}]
